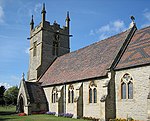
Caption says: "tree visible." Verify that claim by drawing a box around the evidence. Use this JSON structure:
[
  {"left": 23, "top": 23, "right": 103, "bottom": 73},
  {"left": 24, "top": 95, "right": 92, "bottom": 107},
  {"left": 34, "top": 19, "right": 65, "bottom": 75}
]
[
  {"left": 4, "top": 86, "right": 19, "bottom": 105},
  {"left": 0, "top": 86, "right": 6, "bottom": 106}
]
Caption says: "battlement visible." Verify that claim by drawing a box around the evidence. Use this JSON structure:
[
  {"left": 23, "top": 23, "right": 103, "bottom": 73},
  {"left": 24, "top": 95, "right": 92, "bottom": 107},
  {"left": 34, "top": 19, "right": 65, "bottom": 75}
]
[{"left": 30, "top": 20, "right": 68, "bottom": 38}]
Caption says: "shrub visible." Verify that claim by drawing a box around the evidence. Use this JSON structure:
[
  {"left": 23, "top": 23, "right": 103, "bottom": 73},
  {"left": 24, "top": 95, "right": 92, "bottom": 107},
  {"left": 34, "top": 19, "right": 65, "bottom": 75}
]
[
  {"left": 18, "top": 113, "right": 26, "bottom": 116},
  {"left": 109, "top": 118, "right": 135, "bottom": 121},
  {"left": 82, "top": 116, "right": 99, "bottom": 121}
]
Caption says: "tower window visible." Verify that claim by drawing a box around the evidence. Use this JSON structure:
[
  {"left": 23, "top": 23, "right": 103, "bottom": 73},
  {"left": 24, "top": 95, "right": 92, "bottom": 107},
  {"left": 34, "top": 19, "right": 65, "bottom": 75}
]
[
  {"left": 53, "top": 33, "right": 59, "bottom": 56},
  {"left": 33, "top": 41, "right": 37, "bottom": 56},
  {"left": 53, "top": 41, "right": 59, "bottom": 56}
]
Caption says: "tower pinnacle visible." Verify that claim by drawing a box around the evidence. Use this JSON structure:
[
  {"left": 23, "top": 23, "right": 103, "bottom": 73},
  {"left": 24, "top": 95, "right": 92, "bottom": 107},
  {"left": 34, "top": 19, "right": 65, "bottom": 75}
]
[
  {"left": 41, "top": 3, "right": 46, "bottom": 23},
  {"left": 30, "top": 15, "right": 34, "bottom": 31},
  {"left": 65, "top": 11, "right": 70, "bottom": 28}
]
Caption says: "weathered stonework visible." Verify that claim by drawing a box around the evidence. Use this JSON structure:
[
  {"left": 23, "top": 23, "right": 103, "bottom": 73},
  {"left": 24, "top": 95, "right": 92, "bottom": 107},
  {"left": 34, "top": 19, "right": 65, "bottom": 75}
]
[
  {"left": 115, "top": 65, "right": 150, "bottom": 120},
  {"left": 28, "top": 19, "right": 70, "bottom": 82}
]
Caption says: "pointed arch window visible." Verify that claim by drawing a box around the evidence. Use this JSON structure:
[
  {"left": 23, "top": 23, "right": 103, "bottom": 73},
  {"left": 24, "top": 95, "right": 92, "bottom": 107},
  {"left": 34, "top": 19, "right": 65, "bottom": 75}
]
[
  {"left": 128, "top": 82, "right": 133, "bottom": 99},
  {"left": 93, "top": 88, "right": 97, "bottom": 103},
  {"left": 68, "top": 84, "right": 74, "bottom": 103},
  {"left": 121, "top": 73, "right": 133, "bottom": 99},
  {"left": 53, "top": 33, "right": 59, "bottom": 56},
  {"left": 89, "top": 88, "right": 92, "bottom": 103},
  {"left": 89, "top": 81, "right": 97, "bottom": 103},
  {"left": 121, "top": 82, "right": 126, "bottom": 99},
  {"left": 33, "top": 41, "right": 37, "bottom": 56},
  {"left": 52, "top": 87, "right": 58, "bottom": 103}
]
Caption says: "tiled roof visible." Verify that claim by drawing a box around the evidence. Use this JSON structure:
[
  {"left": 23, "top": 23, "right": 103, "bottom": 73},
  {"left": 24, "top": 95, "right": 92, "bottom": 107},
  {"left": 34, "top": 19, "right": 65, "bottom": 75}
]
[
  {"left": 39, "top": 29, "right": 131, "bottom": 86},
  {"left": 116, "top": 26, "right": 150, "bottom": 69},
  {"left": 25, "top": 81, "right": 47, "bottom": 103}
]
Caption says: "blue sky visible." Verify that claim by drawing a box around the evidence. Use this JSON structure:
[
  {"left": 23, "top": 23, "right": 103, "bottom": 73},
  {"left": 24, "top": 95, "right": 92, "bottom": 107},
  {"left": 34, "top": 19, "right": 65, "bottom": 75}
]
[{"left": 0, "top": 0, "right": 150, "bottom": 88}]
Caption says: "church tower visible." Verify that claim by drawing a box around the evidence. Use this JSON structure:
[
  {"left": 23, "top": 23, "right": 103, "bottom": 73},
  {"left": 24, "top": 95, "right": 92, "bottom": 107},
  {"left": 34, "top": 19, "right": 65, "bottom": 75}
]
[{"left": 28, "top": 4, "right": 70, "bottom": 82}]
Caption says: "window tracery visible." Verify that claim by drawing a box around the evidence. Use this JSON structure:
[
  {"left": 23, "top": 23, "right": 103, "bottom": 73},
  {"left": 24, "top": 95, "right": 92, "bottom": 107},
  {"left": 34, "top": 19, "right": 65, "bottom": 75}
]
[
  {"left": 68, "top": 84, "right": 74, "bottom": 103},
  {"left": 52, "top": 87, "right": 58, "bottom": 103},
  {"left": 89, "top": 81, "right": 97, "bottom": 103},
  {"left": 121, "top": 73, "right": 133, "bottom": 99}
]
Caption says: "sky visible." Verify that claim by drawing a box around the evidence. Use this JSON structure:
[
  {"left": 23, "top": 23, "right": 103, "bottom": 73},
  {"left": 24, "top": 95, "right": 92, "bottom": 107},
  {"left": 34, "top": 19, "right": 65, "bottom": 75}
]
[{"left": 0, "top": 0, "right": 150, "bottom": 89}]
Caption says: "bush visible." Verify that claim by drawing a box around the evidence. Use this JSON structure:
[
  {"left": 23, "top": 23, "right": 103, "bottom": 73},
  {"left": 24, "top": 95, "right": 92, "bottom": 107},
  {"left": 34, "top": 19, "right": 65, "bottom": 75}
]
[
  {"left": 109, "top": 118, "right": 135, "bottom": 121},
  {"left": 18, "top": 113, "right": 26, "bottom": 116},
  {"left": 82, "top": 116, "right": 99, "bottom": 121}
]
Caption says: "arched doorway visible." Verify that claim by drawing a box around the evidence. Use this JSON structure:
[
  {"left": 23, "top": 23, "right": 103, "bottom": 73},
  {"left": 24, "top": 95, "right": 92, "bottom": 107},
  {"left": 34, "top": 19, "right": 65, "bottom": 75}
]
[{"left": 19, "top": 96, "right": 24, "bottom": 113}]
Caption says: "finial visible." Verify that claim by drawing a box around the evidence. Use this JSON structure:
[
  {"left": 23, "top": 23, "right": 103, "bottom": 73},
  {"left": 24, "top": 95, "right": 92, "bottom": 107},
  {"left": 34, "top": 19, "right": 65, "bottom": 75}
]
[
  {"left": 22, "top": 73, "right": 25, "bottom": 81},
  {"left": 66, "top": 11, "right": 70, "bottom": 28},
  {"left": 129, "top": 16, "right": 136, "bottom": 28},
  {"left": 130, "top": 16, "right": 135, "bottom": 23},
  {"left": 30, "top": 15, "right": 34, "bottom": 30},
  {"left": 41, "top": 3, "right": 46, "bottom": 14},
  {"left": 41, "top": 3, "right": 46, "bottom": 23},
  {"left": 66, "top": 11, "right": 70, "bottom": 21}
]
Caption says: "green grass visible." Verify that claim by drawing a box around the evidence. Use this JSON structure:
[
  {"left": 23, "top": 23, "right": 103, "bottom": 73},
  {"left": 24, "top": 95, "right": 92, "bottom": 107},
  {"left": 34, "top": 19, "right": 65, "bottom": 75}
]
[{"left": 0, "top": 106, "right": 88, "bottom": 121}]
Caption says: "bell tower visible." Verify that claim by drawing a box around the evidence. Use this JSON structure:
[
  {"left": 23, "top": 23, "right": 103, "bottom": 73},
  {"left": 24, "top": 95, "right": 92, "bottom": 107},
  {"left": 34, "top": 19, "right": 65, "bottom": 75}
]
[{"left": 28, "top": 4, "right": 71, "bottom": 82}]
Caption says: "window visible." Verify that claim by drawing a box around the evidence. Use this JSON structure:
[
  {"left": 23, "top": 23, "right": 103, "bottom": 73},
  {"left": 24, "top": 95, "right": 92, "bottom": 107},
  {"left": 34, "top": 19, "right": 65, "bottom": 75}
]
[
  {"left": 53, "top": 41, "right": 59, "bottom": 56},
  {"left": 68, "top": 85, "right": 74, "bottom": 103},
  {"left": 128, "top": 82, "right": 133, "bottom": 99},
  {"left": 89, "top": 81, "right": 97, "bottom": 103},
  {"left": 53, "top": 33, "right": 59, "bottom": 56},
  {"left": 33, "top": 41, "right": 37, "bottom": 56},
  {"left": 93, "top": 88, "right": 97, "bottom": 103},
  {"left": 121, "top": 82, "right": 126, "bottom": 99},
  {"left": 121, "top": 73, "right": 133, "bottom": 99},
  {"left": 89, "top": 88, "right": 92, "bottom": 103},
  {"left": 52, "top": 87, "right": 58, "bottom": 103}
]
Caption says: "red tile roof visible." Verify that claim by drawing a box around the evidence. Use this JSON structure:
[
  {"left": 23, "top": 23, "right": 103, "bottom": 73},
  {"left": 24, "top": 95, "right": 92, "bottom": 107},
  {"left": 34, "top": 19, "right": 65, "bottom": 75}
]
[
  {"left": 116, "top": 26, "right": 150, "bottom": 69},
  {"left": 39, "top": 29, "right": 131, "bottom": 86}
]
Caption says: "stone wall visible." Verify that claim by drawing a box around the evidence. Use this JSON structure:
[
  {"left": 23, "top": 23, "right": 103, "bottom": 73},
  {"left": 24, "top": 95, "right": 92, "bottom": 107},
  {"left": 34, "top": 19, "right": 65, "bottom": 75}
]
[
  {"left": 115, "top": 65, "right": 150, "bottom": 120},
  {"left": 83, "top": 78, "right": 109, "bottom": 120}
]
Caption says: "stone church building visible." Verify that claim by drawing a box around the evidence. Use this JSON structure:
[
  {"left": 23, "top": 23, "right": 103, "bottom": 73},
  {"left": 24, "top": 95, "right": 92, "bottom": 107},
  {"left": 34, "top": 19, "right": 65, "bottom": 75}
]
[{"left": 17, "top": 4, "right": 150, "bottom": 121}]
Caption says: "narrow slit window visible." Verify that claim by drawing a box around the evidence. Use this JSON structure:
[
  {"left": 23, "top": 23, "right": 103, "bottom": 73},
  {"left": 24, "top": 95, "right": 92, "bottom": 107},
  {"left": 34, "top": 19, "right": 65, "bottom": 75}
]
[{"left": 33, "top": 41, "right": 37, "bottom": 56}]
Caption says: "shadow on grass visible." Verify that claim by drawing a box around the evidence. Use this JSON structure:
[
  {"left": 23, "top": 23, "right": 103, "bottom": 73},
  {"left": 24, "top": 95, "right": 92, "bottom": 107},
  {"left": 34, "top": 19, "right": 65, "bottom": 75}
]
[
  {"left": 0, "top": 117, "right": 17, "bottom": 121},
  {"left": 0, "top": 111, "right": 16, "bottom": 115},
  {"left": 0, "top": 111, "right": 17, "bottom": 121}
]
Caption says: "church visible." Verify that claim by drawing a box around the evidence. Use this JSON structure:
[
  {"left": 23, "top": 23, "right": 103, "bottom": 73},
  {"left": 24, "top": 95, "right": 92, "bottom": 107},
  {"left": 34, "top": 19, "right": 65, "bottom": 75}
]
[{"left": 17, "top": 4, "right": 150, "bottom": 121}]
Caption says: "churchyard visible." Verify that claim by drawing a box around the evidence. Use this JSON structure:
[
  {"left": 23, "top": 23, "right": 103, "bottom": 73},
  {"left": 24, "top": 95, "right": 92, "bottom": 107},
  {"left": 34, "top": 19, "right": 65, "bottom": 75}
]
[{"left": 0, "top": 106, "right": 88, "bottom": 121}]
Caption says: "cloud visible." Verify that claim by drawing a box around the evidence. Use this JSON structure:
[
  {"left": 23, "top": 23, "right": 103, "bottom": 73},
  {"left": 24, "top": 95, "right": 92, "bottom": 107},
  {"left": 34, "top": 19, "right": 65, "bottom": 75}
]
[
  {"left": 0, "top": 5, "right": 4, "bottom": 23},
  {"left": 90, "top": 20, "right": 127, "bottom": 40},
  {"left": 10, "top": 75, "right": 21, "bottom": 82},
  {"left": 0, "top": 82, "right": 12, "bottom": 89},
  {"left": 143, "top": 11, "right": 150, "bottom": 21},
  {"left": 34, "top": 3, "right": 42, "bottom": 13},
  {"left": 141, "top": 9, "right": 150, "bottom": 28}
]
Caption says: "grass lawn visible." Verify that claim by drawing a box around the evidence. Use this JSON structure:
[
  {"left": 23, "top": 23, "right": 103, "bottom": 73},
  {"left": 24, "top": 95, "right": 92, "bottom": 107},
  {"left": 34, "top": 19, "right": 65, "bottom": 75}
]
[{"left": 0, "top": 106, "right": 89, "bottom": 121}]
